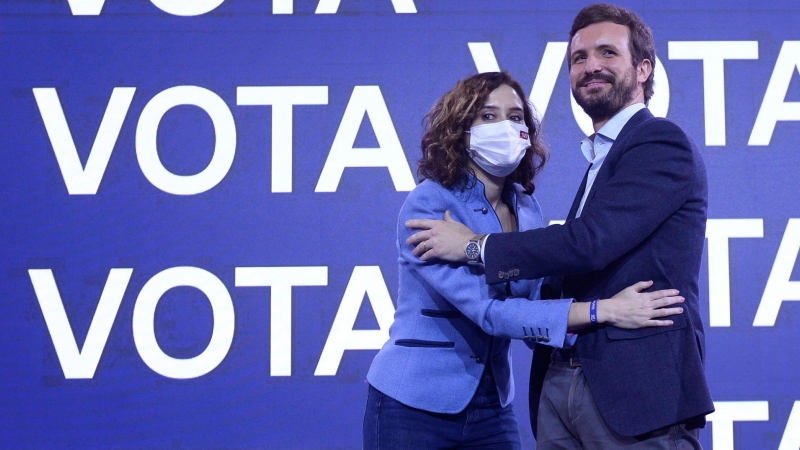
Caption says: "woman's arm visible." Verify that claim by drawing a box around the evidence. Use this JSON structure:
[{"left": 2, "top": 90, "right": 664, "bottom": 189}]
[
  {"left": 397, "top": 183, "right": 572, "bottom": 347},
  {"left": 400, "top": 184, "right": 685, "bottom": 347},
  {"left": 567, "top": 280, "right": 684, "bottom": 332}
]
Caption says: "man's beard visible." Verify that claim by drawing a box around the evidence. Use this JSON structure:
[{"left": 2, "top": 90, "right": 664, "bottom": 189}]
[{"left": 572, "top": 68, "right": 637, "bottom": 122}]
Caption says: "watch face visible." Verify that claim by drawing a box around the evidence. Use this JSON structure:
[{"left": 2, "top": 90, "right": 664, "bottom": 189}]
[{"left": 466, "top": 242, "right": 480, "bottom": 260}]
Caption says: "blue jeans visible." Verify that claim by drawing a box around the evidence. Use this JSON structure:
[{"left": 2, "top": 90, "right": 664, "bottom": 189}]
[{"left": 363, "top": 368, "right": 521, "bottom": 449}]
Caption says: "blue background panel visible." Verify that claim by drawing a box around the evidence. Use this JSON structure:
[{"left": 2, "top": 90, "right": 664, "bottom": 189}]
[{"left": 2, "top": 1, "right": 800, "bottom": 448}]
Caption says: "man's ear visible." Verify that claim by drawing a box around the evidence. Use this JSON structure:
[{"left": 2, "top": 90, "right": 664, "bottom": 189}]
[{"left": 637, "top": 59, "right": 653, "bottom": 84}]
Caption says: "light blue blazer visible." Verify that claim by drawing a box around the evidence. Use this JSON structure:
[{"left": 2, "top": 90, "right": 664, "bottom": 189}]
[{"left": 367, "top": 176, "right": 572, "bottom": 414}]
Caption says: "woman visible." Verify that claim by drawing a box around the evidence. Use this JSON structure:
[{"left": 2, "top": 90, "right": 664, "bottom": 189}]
[{"left": 363, "top": 72, "right": 683, "bottom": 449}]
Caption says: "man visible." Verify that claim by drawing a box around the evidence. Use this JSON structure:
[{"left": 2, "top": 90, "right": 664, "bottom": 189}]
[{"left": 406, "top": 3, "right": 714, "bottom": 448}]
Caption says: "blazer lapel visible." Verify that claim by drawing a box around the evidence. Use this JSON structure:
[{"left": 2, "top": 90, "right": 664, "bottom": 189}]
[
  {"left": 578, "top": 108, "right": 654, "bottom": 212},
  {"left": 548, "top": 165, "right": 590, "bottom": 300},
  {"left": 566, "top": 166, "right": 591, "bottom": 221}
]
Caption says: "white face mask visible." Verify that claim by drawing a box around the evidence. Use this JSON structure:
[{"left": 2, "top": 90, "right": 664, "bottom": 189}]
[{"left": 467, "top": 120, "right": 531, "bottom": 177}]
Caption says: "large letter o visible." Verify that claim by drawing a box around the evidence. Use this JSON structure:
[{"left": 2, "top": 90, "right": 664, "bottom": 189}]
[
  {"left": 133, "top": 266, "right": 235, "bottom": 379},
  {"left": 136, "top": 86, "right": 236, "bottom": 195}
]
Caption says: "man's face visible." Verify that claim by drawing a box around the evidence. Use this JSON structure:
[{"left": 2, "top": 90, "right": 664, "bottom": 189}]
[{"left": 569, "top": 21, "right": 645, "bottom": 122}]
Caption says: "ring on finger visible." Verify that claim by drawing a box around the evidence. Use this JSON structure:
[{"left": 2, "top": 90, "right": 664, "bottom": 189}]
[{"left": 422, "top": 241, "right": 428, "bottom": 251}]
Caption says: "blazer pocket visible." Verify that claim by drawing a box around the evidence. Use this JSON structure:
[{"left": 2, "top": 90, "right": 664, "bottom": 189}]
[
  {"left": 605, "top": 313, "right": 687, "bottom": 340},
  {"left": 395, "top": 339, "right": 456, "bottom": 348},
  {"left": 420, "top": 309, "right": 462, "bottom": 319}
]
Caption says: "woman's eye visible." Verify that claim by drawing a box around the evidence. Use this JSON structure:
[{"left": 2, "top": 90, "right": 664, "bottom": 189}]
[
  {"left": 510, "top": 114, "right": 523, "bottom": 122},
  {"left": 482, "top": 113, "right": 495, "bottom": 120}
]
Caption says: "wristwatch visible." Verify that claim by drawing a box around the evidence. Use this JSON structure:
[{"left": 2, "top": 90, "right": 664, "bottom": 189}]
[{"left": 465, "top": 234, "right": 486, "bottom": 264}]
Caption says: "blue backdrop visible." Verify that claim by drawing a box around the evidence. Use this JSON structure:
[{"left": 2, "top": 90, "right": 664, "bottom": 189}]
[{"left": 2, "top": 0, "right": 800, "bottom": 448}]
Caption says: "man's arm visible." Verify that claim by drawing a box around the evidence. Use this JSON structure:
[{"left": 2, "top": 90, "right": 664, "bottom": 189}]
[
  {"left": 485, "top": 119, "right": 696, "bottom": 283},
  {"left": 407, "top": 119, "right": 697, "bottom": 284},
  {"left": 401, "top": 188, "right": 685, "bottom": 343},
  {"left": 398, "top": 185, "right": 573, "bottom": 344}
]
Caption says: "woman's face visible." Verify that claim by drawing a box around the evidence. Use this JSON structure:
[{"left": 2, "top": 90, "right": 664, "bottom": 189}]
[
  {"left": 467, "top": 84, "right": 525, "bottom": 150},
  {"left": 465, "top": 83, "right": 529, "bottom": 179},
  {"left": 470, "top": 84, "right": 525, "bottom": 129}
]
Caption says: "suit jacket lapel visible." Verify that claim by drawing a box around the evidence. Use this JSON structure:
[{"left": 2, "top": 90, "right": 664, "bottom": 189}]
[
  {"left": 566, "top": 165, "right": 591, "bottom": 221},
  {"left": 553, "top": 166, "right": 589, "bottom": 299},
  {"left": 577, "top": 108, "right": 654, "bottom": 214}
]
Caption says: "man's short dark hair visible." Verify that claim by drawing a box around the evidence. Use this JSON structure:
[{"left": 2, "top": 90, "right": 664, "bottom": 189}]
[{"left": 569, "top": 3, "right": 656, "bottom": 102}]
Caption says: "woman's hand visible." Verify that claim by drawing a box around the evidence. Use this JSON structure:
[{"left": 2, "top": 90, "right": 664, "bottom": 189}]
[{"left": 598, "top": 280, "right": 685, "bottom": 329}]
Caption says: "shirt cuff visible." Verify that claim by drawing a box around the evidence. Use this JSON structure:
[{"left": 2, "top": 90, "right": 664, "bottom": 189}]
[{"left": 480, "top": 234, "right": 489, "bottom": 263}]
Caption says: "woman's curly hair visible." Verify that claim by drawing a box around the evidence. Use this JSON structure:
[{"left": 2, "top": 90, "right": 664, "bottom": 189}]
[{"left": 418, "top": 72, "right": 548, "bottom": 195}]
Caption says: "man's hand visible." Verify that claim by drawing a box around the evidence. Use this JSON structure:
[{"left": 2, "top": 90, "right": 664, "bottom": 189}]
[{"left": 406, "top": 211, "right": 477, "bottom": 262}]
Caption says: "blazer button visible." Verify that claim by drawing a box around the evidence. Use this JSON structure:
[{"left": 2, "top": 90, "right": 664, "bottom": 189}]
[
  {"left": 474, "top": 357, "right": 483, "bottom": 364},
  {"left": 498, "top": 271, "right": 505, "bottom": 279},
  {"left": 481, "top": 207, "right": 488, "bottom": 214},
  {"left": 513, "top": 269, "right": 520, "bottom": 276}
]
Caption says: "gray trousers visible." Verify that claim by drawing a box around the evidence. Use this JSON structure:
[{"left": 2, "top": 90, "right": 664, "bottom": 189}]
[{"left": 536, "top": 361, "right": 702, "bottom": 449}]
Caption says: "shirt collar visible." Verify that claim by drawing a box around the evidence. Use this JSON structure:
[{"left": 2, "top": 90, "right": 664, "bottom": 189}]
[{"left": 580, "top": 103, "right": 646, "bottom": 163}]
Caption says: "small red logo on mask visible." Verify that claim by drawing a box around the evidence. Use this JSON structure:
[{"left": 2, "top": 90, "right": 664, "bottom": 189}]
[{"left": 520, "top": 130, "right": 529, "bottom": 139}]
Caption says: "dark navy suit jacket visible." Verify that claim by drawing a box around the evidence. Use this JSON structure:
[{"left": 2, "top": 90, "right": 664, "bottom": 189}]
[{"left": 484, "top": 108, "right": 715, "bottom": 437}]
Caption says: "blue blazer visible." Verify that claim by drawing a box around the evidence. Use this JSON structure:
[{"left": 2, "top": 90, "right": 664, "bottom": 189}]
[
  {"left": 484, "top": 109, "right": 715, "bottom": 436},
  {"left": 367, "top": 176, "right": 572, "bottom": 414}
]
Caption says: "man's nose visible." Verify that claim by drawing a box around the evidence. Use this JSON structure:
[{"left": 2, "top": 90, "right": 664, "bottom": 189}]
[{"left": 584, "top": 54, "right": 602, "bottom": 73}]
